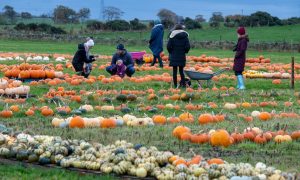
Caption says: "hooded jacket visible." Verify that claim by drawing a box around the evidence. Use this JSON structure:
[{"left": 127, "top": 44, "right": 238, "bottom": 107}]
[
  {"left": 149, "top": 24, "right": 164, "bottom": 56},
  {"left": 72, "top": 43, "right": 95, "bottom": 72},
  {"left": 167, "top": 30, "right": 190, "bottom": 67}
]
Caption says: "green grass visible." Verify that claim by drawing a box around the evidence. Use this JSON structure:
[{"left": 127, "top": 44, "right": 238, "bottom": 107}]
[
  {"left": 0, "top": 39, "right": 298, "bottom": 64},
  {"left": 0, "top": 164, "right": 115, "bottom": 180}
]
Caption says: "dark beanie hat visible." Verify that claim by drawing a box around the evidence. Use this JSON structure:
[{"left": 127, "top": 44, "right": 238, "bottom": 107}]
[
  {"left": 116, "top": 44, "right": 125, "bottom": 50},
  {"left": 237, "top": 27, "right": 246, "bottom": 35}
]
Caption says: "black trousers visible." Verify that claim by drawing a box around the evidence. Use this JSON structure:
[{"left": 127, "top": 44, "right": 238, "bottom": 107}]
[
  {"left": 151, "top": 55, "right": 163, "bottom": 66},
  {"left": 172, "top": 66, "right": 185, "bottom": 87}
]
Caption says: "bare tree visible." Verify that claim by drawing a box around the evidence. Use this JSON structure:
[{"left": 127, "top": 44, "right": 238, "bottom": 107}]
[
  {"left": 157, "top": 9, "right": 178, "bottom": 28},
  {"left": 103, "top": 6, "right": 124, "bottom": 21},
  {"left": 195, "top": 15, "right": 206, "bottom": 23},
  {"left": 77, "top": 8, "right": 90, "bottom": 22}
]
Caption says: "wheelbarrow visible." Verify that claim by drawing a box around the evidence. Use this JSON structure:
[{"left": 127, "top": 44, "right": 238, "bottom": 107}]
[
  {"left": 129, "top": 51, "right": 146, "bottom": 65},
  {"left": 184, "top": 68, "right": 228, "bottom": 88}
]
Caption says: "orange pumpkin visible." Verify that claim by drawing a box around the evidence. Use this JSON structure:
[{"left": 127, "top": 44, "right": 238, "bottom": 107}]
[
  {"left": 9, "top": 105, "right": 20, "bottom": 112},
  {"left": 100, "top": 118, "right": 116, "bottom": 128},
  {"left": 198, "top": 113, "right": 213, "bottom": 124},
  {"left": 25, "top": 109, "right": 35, "bottom": 116},
  {"left": 0, "top": 110, "right": 13, "bottom": 118},
  {"left": 69, "top": 116, "right": 85, "bottom": 128},
  {"left": 152, "top": 115, "right": 167, "bottom": 125},
  {"left": 172, "top": 126, "right": 191, "bottom": 139},
  {"left": 41, "top": 107, "right": 54, "bottom": 116},
  {"left": 210, "top": 129, "right": 231, "bottom": 147},
  {"left": 179, "top": 112, "right": 194, "bottom": 123},
  {"left": 259, "top": 112, "right": 272, "bottom": 121},
  {"left": 207, "top": 158, "right": 224, "bottom": 165}
]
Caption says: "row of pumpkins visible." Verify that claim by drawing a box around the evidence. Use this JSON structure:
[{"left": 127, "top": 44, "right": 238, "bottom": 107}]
[
  {"left": 244, "top": 70, "right": 291, "bottom": 79},
  {"left": 172, "top": 126, "right": 300, "bottom": 147},
  {"left": 0, "top": 132, "right": 294, "bottom": 179},
  {"left": 0, "top": 56, "right": 68, "bottom": 62},
  {"left": 0, "top": 79, "right": 30, "bottom": 95}
]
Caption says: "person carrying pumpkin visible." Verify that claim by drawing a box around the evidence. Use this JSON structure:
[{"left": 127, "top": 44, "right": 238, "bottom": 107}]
[
  {"left": 167, "top": 24, "right": 190, "bottom": 88},
  {"left": 233, "top": 27, "right": 249, "bottom": 90},
  {"left": 72, "top": 37, "right": 96, "bottom": 78},
  {"left": 149, "top": 20, "right": 164, "bottom": 68},
  {"left": 106, "top": 44, "right": 135, "bottom": 77}
]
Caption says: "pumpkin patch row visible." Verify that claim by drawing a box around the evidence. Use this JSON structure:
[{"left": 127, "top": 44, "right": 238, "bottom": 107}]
[
  {"left": 173, "top": 126, "right": 300, "bottom": 147},
  {"left": 0, "top": 132, "right": 295, "bottom": 179},
  {"left": 0, "top": 78, "right": 30, "bottom": 96}
]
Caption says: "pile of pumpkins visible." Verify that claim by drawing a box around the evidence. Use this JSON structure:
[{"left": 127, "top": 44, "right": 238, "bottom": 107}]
[
  {"left": 244, "top": 70, "right": 291, "bottom": 79},
  {"left": 0, "top": 132, "right": 295, "bottom": 179},
  {"left": 0, "top": 78, "right": 30, "bottom": 95}
]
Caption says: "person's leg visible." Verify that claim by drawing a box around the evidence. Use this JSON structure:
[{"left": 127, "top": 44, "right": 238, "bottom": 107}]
[
  {"left": 151, "top": 55, "right": 157, "bottom": 66},
  {"left": 179, "top": 66, "right": 186, "bottom": 87},
  {"left": 125, "top": 66, "right": 135, "bottom": 77},
  {"left": 235, "top": 71, "right": 240, "bottom": 89},
  {"left": 173, "top": 66, "right": 178, "bottom": 88},
  {"left": 157, "top": 56, "right": 163, "bottom": 68},
  {"left": 106, "top": 65, "right": 117, "bottom": 75},
  {"left": 236, "top": 71, "right": 245, "bottom": 89}
]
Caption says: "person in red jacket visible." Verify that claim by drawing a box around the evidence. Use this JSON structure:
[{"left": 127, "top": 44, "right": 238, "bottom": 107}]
[{"left": 233, "top": 27, "right": 249, "bottom": 90}]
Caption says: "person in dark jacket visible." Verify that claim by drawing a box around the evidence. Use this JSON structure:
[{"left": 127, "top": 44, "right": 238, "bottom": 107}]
[
  {"left": 149, "top": 20, "right": 164, "bottom": 67},
  {"left": 233, "top": 26, "right": 249, "bottom": 90},
  {"left": 106, "top": 44, "right": 135, "bottom": 77},
  {"left": 167, "top": 24, "right": 190, "bottom": 88},
  {"left": 72, "top": 38, "right": 96, "bottom": 78}
]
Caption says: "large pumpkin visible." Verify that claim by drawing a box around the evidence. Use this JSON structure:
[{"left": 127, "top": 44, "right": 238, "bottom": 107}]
[
  {"left": 172, "top": 126, "right": 191, "bottom": 139},
  {"left": 100, "top": 118, "right": 116, "bottom": 128},
  {"left": 198, "top": 113, "right": 213, "bottom": 124},
  {"left": 258, "top": 112, "right": 271, "bottom": 121},
  {"left": 69, "top": 116, "right": 85, "bottom": 128},
  {"left": 152, "top": 115, "right": 167, "bottom": 125},
  {"left": 210, "top": 129, "right": 231, "bottom": 147}
]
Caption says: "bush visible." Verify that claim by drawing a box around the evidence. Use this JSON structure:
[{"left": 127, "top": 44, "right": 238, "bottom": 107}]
[
  {"left": 86, "top": 20, "right": 105, "bottom": 31},
  {"left": 14, "top": 23, "right": 66, "bottom": 34},
  {"left": 130, "top": 18, "right": 147, "bottom": 30},
  {"left": 184, "top": 17, "right": 202, "bottom": 29},
  {"left": 209, "top": 21, "right": 220, "bottom": 28},
  {"left": 105, "top": 20, "right": 130, "bottom": 31}
]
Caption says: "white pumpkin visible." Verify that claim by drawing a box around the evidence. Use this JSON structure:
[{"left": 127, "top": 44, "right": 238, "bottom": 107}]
[
  {"left": 0, "top": 79, "right": 8, "bottom": 89},
  {"left": 80, "top": 104, "right": 94, "bottom": 112},
  {"left": 136, "top": 167, "right": 147, "bottom": 177},
  {"left": 224, "top": 103, "right": 237, "bottom": 110},
  {"left": 251, "top": 111, "right": 261, "bottom": 117},
  {"left": 54, "top": 71, "right": 64, "bottom": 78},
  {"left": 83, "top": 118, "right": 100, "bottom": 127},
  {"left": 52, "top": 118, "right": 65, "bottom": 127},
  {"left": 100, "top": 105, "right": 114, "bottom": 111}
]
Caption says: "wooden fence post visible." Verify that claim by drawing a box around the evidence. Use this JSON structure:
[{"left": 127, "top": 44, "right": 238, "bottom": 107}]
[{"left": 291, "top": 57, "right": 295, "bottom": 89}]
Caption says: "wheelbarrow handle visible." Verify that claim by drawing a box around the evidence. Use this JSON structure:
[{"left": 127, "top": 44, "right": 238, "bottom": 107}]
[{"left": 213, "top": 68, "right": 228, "bottom": 76}]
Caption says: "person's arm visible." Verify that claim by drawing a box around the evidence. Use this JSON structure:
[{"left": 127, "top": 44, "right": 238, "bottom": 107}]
[
  {"left": 126, "top": 54, "right": 134, "bottom": 67},
  {"left": 185, "top": 37, "right": 190, "bottom": 53},
  {"left": 167, "top": 39, "right": 173, "bottom": 53},
  {"left": 149, "top": 28, "right": 156, "bottom": 44},
  {"left": 111, "top": 54, "right": 117, "bottom": 65},
  {"left": 235, "top": 39, "right": 247, "bottom": 58}
]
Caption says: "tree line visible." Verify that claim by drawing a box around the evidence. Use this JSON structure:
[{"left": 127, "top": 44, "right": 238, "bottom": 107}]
[{"left": 1, "top": 5, "right": 300, "bottom": 32}]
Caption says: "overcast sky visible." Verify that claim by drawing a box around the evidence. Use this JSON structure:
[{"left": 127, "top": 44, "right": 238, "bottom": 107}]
[{"left": 1, "top": 0, "right": 299, "bottom": 20}]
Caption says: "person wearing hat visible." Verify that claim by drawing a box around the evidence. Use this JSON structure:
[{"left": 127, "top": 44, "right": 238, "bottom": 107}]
[
  {"left": 72, "top": 37, "right": 96, "bottom": 78},
  {"left": 106, "top": 44, "right": 135, "bottom": 77},
  {"left": 149, "top": 20, "right": 164, "bottom": 67},
  {"left": 167, "top": 24, "right": 190, "bottom": 88},
  {"left": 233, "top": 27, "right": 249, "bottom": 90}
]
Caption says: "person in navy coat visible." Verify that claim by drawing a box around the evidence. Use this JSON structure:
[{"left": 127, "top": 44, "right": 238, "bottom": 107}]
[
  {"left": 149, "top": 20, "right": 164, "bottom": 68},
  {"left": 106, "top": 44, "right": 135, "bottom": 77}
]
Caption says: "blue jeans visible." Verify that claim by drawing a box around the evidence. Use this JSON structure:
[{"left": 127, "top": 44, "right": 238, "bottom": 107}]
[{"left": 106, "top": 65, "right": 135, "bottom": 77}]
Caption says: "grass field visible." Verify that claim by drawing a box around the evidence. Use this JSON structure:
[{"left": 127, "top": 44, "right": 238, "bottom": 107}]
[
  {"left": 1, "top": 20, "right": 300, "bottom": 42},
  {"left": 0, "top": 39, "right": 298, "bottom": 64}
]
